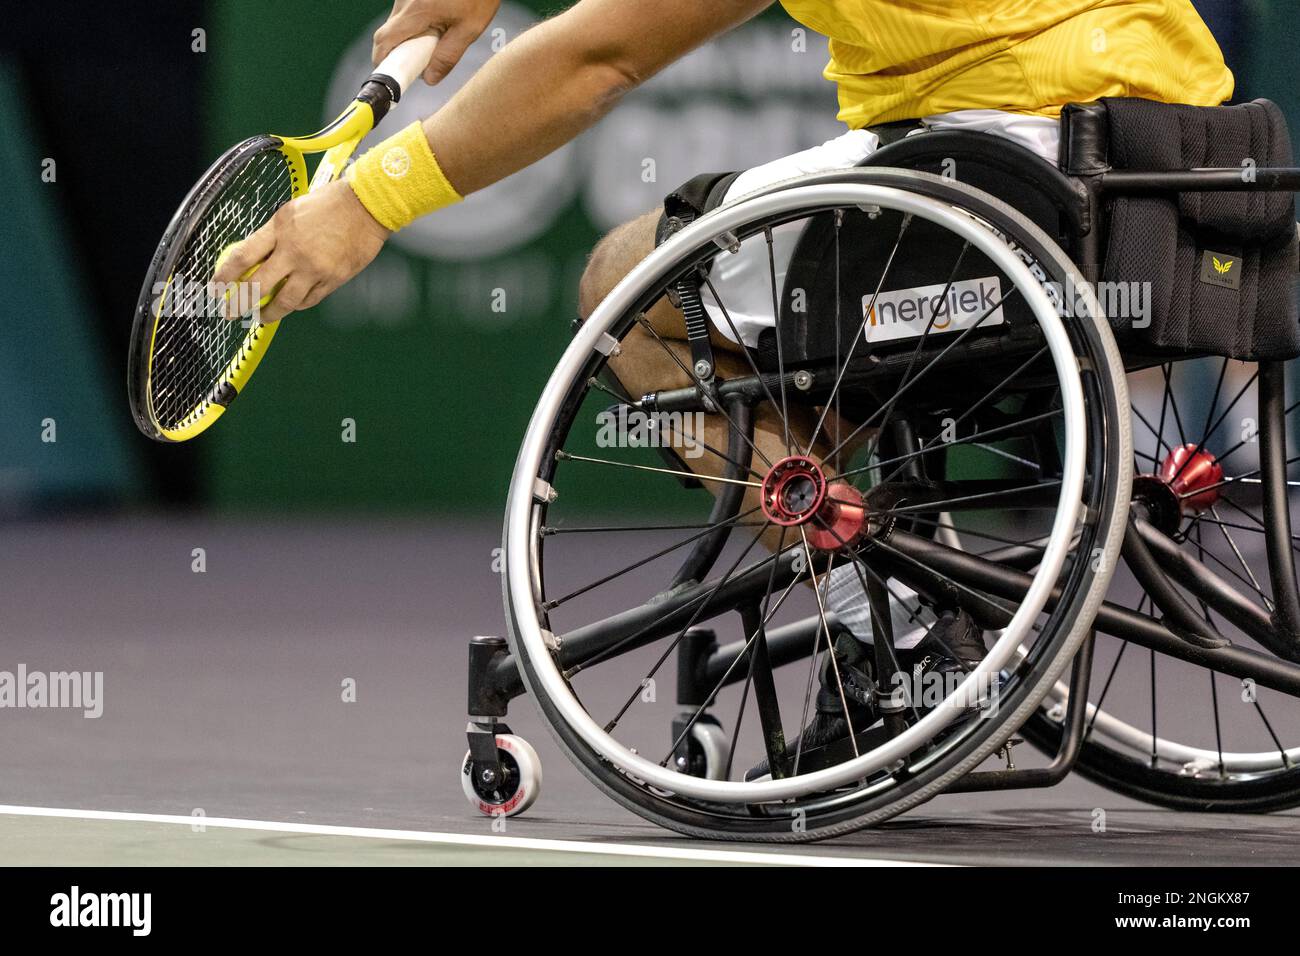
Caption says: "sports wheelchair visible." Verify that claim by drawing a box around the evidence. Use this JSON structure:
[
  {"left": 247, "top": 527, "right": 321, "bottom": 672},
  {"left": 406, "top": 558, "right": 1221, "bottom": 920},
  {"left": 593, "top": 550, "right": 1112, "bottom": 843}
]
[{"left": 460, "top": 98, "right": 1300, "bottom": 841}]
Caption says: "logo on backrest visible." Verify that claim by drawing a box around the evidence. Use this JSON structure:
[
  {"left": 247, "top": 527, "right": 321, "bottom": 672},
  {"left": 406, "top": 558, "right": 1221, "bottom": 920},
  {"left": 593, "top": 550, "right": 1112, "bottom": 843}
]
[
  {"left": 862, "top": 276, "right": 1006, "bottom": 344},
  {"left": 1201, "top": 250, "right": 1241, "bottom": 290}
]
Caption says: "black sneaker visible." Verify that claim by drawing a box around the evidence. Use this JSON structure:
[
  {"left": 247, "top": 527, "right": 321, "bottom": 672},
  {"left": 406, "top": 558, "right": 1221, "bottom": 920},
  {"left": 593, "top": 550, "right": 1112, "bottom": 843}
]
[
  {"left": 899, "top": 608, "right": 989, "bottom": 715},
  {"left": 745, "top": 632, "right": 878, "bottom": 781},
  {"left": 911, "top": 608, "right": 986, "bottom": 673}
]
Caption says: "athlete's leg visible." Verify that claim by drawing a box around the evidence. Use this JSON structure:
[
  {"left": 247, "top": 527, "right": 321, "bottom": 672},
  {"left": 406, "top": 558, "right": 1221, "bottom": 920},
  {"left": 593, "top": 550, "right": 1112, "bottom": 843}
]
[
  {"left": 579, "top": 203, "right": 979, "bottom": 764},
  {"left": 580, "top": 210, "right": 860, "bottom": 553}
]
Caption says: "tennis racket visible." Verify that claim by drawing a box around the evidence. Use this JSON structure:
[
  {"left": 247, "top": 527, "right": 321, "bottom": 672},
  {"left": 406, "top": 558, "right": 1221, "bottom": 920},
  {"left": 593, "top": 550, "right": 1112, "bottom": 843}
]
[{"left": 127, "top": 36, "right": 438, "bottom": 442}]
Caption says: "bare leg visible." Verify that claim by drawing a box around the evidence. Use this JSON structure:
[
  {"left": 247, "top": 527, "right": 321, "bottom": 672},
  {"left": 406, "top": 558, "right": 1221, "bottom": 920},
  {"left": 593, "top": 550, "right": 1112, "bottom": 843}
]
[{"left": 580, "top": 211, "right": 867, "bottom": 553}]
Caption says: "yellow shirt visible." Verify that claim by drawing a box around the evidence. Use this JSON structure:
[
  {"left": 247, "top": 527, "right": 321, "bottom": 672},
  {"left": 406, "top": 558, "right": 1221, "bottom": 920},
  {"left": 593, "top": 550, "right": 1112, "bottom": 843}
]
[{"left": 780, "top": 0, "right": 1235, "bottom": 128}]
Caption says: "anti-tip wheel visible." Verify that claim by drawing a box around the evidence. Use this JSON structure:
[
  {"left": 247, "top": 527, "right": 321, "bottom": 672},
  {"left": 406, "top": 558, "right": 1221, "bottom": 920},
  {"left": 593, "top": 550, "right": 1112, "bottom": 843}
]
[{"left": 461, "top": 733, "right": 542, "bottom": 817}]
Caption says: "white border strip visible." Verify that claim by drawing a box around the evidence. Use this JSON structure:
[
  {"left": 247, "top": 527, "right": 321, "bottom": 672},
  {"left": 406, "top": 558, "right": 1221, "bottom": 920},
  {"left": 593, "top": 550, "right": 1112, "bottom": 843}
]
[{"left": 0, "top": 805, "right": 944, "bottom": 867}]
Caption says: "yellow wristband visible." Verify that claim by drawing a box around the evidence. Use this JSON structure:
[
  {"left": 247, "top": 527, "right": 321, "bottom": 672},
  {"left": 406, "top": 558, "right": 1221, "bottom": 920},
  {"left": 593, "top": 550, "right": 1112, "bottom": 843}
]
[{"left": 346, "top": 121, "right": 463, "bottom": 232}]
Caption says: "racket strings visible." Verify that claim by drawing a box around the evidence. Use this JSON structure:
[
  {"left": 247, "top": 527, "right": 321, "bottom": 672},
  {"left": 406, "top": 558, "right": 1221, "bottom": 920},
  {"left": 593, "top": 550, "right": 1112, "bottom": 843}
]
[{"left": 150, "top": 148, "right": 292, "bottom": 429}]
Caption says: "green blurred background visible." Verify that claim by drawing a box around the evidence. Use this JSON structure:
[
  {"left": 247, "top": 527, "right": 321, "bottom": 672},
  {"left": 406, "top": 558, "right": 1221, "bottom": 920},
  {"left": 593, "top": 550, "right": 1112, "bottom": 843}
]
[{"left": 1, "top": 0, "right": 1295, "bottom": 519}]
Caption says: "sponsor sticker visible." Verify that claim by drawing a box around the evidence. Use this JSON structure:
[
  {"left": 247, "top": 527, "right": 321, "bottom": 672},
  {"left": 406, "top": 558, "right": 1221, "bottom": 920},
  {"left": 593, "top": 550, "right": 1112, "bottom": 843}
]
[{"left": 862, "top": 275, "right": 1005, "bottom": 343}]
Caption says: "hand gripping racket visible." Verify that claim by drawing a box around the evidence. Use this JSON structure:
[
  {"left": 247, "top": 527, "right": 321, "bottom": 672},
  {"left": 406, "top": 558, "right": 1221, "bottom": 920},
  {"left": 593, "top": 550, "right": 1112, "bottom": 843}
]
[{"left": 127, "top": 36, "right": 437, "bottom": 442}]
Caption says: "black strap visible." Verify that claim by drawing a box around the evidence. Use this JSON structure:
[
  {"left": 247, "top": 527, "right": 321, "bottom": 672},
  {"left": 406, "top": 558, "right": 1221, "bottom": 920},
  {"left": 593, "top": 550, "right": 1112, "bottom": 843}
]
[
  {"left": 661, "top": 217, "right": 720, "bottom": 409},
  {"left": 869, "top": 119, "right": 924, "bottom": 147}
]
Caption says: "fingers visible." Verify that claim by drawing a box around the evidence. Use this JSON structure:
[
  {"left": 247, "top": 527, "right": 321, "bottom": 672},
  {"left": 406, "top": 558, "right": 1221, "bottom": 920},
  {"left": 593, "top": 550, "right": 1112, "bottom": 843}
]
[
  {"left": 421, "top": 22, "right": 474, "bottom": 85},
  {"left": 257, "top": 272, "right": 314, "bottom": 325},
  {"left": 373, "top": 12, "right": 439, "bottom": 67},
  {"left": 212, "top": 223, "right": 277, "bottom": 320},
  {"left": 219, "top": 248, "right": 287, "bottom": 323},
  {"left": 215, "top": 178, "right": 387, "bottom": 326},
  {"left": 212, "top": 223, "right": 275, "bottom": 286},
  {"left": 298, "top": 282, "right": 332, "bottom": 312},
  {"left": 372, "top": 9, "right": 407, "bottom": 65}
]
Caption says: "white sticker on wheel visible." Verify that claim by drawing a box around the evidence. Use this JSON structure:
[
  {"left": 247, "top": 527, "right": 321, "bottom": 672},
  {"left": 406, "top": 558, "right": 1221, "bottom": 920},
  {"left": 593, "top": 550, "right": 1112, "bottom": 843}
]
[{"left": 862, "top": 275, "right": 1005, "bottom": 344}]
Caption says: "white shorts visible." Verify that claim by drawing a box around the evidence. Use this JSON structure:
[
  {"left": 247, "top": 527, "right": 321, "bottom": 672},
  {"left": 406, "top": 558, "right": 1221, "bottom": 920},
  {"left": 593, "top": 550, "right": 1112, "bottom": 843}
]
[{"left": 696, "top": 110, "right": 1063, "bottom": 349}]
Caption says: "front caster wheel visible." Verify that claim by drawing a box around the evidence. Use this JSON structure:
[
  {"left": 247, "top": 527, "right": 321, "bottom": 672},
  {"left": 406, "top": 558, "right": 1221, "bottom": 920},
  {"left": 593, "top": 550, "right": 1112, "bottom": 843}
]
[
  {"left": 461, "top": 734, "right": 542, "bottom": 817},
  {"left": 672, "top": 714, "right": 732, "bottom": 780}
]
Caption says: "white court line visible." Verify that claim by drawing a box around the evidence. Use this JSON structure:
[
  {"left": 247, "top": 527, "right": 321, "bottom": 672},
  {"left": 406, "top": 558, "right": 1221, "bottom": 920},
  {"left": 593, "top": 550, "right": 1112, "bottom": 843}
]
[{"left": 0, "top": 804, "right": 944, "bottom": 867}]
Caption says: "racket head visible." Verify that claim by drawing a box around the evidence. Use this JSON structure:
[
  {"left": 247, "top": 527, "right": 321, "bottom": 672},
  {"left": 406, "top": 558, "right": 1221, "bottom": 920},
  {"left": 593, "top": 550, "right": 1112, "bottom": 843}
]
[{"left": 127, "top": 135, "right": 308, "bottom": 442}]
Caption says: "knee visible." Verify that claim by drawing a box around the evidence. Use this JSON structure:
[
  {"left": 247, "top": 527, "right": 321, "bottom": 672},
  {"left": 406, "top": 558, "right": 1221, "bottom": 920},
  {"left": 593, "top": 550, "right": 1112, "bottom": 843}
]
[
  {"left": 578, "top": 210, "right": 658, "bottom": 321},
  {"left": 577, "top": 240, "right": 617, "bottom": 321}
]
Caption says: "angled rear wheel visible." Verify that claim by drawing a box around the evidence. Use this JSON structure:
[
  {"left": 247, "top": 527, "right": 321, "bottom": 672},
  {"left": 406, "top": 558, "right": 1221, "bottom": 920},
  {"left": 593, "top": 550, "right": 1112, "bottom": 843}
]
[{"left": 504, "top": 170, "right": 1131, "bottom": 841}]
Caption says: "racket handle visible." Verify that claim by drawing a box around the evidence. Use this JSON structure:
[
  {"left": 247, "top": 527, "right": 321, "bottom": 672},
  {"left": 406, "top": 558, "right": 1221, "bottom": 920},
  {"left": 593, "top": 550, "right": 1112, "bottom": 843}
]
[{"left": 373, "top": 36, "right": 440, "bottom": 100}]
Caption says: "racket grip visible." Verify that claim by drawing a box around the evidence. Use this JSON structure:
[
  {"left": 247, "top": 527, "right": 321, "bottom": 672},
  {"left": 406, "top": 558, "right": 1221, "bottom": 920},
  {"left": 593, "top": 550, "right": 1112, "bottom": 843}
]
[{"left": 373, "top": 36, "right": 440, "bottom": 100}]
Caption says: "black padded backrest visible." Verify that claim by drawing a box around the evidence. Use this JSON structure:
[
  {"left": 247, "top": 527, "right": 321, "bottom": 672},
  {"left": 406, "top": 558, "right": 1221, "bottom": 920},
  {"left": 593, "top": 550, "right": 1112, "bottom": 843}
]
[
  {"left": 864, "top": 130, "right": 1088, "bottom": 245},
  {"left": 765, "top": 132, "right": 1087, "bottom": 368},
  {"left": 1096, "top": 97, "right": 1299, "bottom": 360}
]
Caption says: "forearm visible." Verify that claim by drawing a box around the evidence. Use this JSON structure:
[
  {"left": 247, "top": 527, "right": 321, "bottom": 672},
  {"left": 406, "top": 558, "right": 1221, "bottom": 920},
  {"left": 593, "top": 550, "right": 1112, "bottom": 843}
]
[
  {"left": 421, "top": 0, "right": 770, "bottom": 195},
  {"left": 423, "top": 15, "right": 632, "bottom": 194}
]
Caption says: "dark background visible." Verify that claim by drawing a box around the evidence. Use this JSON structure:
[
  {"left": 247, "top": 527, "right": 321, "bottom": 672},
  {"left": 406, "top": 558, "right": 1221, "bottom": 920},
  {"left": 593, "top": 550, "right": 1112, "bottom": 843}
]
[
  {"left": 0, "top": 0, "right": 1297, "bottom": 861},
  {"left": 0, "top": 0, "right": 1292, "bottom": 520}
]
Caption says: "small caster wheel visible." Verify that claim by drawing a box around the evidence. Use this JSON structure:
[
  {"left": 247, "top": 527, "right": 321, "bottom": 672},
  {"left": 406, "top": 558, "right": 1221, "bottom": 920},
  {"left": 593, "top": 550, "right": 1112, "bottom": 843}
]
[
  {"left": 461, "top": 733, "right": 542, "bottom": 817},
  {"left": 672, "top": 714, "right": 731, "bottom": 780}
]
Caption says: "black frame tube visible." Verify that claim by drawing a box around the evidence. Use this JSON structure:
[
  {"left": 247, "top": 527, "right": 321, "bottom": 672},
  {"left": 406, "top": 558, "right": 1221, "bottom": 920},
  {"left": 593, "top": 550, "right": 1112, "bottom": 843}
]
[{"left": 1101, "top": 167, "right": 1300, "bottom": 194}]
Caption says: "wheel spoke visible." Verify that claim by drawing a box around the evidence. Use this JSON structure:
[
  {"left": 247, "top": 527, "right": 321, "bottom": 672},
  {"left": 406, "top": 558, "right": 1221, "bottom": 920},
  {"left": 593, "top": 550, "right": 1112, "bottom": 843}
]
[
  {"left": 970, "top": 442, "right": 1042, "bottom": 471},
  {"left": 1131, "top": 404, "right": 1177, "bottom": 458},
  {"left": 860, "top": 242, "right": 972, "bottom": 468},
  {"left": 833, "top": 211, "right": 844, "bottom": 475},
  {"left": 1166, "top": 366, "right": 1261, "bottom": 488},
  {"left": 1161, "top": 363, "right": 1187, "bottom": 449},
  {"left": 1209, "top": 668, "right": 1226, "bottom": 778},
  {"left": 902, "top": 513, "right": 1051, "bottom": 551},
  {"left": 766, "top": 226, "right": 795, "bottom": 457},
  {"left": 790, "top": 546, "right": 838, "bottom": 775},
  {"left": 883, "top": 480, "right": 1063, "bottom": 516},
  {"left": 1084, "top": 640, "right": 1128, "bottom": 741},
  {"left": 543, "top": 519, "right": 768, "bottom": 535},
  {"left": 604, "top": 520, "right": 772, "bottom": 731},
  {"left": 877, "top": 346, "right": 1051, "bottom": 487},
  {"left": 835, "top": 409, "right": 1062, "bottom": 484},
  {"left": 543, "top": 505, "right": 763, "bottom": 610},
  {"left": 634, "top": 314, "right": 775, "bottom": 469},
  {"left": 806, "top": 214, "right": 913, "bottom": 456},
  {"left": 556, "top": 450, "right": 761, "bottom": 489},
  {"left": 701, "top": 272, "right": 793, "bottom": 443},
  {"left": 652, "top": 415, "right": 771, "bottom": 483},
  {"left": 565, "top": 534, "right": 779, "bottom": 676},
  {"left": 1149, "top": 642, "right": 1158, "bottom": 766},
  {"left": 660, "top": 559, "right": 807, "bottom": 766},
  {"left": 865, "top": 534, "right": 1022, "bottom": 622},
  {"left": 1209, "top": 504, "right": 1273, "bottom": 612},
  {"left": 1251, "top": 698, "right": 1292, "bottom": 769},
  {"left": 799, "top": 528, "right": 860, "bottom": 761},
  {"left": 821, "top": 283, "right": 1021, "bottom": 465},
  {"left": 724, "top": 526, "right": 789, "bottom": 780},
  {"left": 812, "top": 521, "right": 922, "bottom": 721}
]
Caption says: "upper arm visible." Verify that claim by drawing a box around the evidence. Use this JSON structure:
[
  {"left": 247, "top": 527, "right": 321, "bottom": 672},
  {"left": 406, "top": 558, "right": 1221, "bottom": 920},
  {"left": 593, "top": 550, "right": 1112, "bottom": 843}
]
[{"left": 558, "top": 0, "right": 775, "bottom": 84}]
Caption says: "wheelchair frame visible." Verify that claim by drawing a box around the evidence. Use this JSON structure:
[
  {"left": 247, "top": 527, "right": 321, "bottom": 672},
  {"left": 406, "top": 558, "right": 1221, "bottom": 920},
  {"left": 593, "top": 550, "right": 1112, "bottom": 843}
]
[{"left": 463, "top": 140, "right": 1300, "bottom": 811}]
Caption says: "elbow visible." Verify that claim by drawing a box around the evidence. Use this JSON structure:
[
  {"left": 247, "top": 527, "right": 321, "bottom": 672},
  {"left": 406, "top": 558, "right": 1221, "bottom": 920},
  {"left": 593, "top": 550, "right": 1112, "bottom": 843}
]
[
  {"left": 521, "top": 11, "right": 648, "bottom": 117},
  {"left": 583, "top": 57, "right": 642, "bottom": 115}
]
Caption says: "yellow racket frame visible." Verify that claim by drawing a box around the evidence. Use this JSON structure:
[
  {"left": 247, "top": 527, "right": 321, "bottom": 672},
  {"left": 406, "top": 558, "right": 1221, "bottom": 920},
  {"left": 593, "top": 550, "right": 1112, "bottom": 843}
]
[{"left": 145, "top": 102, "right": 376, "bottom": 442}]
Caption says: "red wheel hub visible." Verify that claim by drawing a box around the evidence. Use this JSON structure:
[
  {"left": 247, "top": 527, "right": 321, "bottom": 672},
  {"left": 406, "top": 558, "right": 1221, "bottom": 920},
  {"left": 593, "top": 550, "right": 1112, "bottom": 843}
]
[
  {"left": 1133, "top": 442, "right": 1224, "bottom": 536},
  {"left": 806, "top": 481, "right": 870, "bottom": 552},
  {"left": 761, "top": 456, "right": 826, "bottom": 526},
  {"left": 759, "top": 456, "right": 869, "bottom": 551},
  {"left": 1159, "top": 443, "right": 1224, "bottom": 514}
]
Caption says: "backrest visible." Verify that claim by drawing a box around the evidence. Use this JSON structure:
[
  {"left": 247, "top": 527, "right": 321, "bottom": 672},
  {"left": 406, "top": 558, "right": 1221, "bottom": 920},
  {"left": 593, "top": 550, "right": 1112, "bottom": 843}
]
[
  {"left": 1067, "top": 97, "right": 1300, "bottom": 361},
  {"left": 770, "top": 100, "right": 1299, "bottom": 367},
  {"left": 766, "top": 132, "right": 1087, "bottom": 368}
]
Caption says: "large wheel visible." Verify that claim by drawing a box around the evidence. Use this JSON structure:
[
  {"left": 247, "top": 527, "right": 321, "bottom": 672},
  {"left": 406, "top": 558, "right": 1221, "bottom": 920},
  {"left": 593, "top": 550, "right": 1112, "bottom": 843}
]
[
  {"left": 1026, "top": 357, "right": 1300, "bottom": 812},
  {"left": 503, "top": 169, "right": 1131, "bottom": 841}
]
